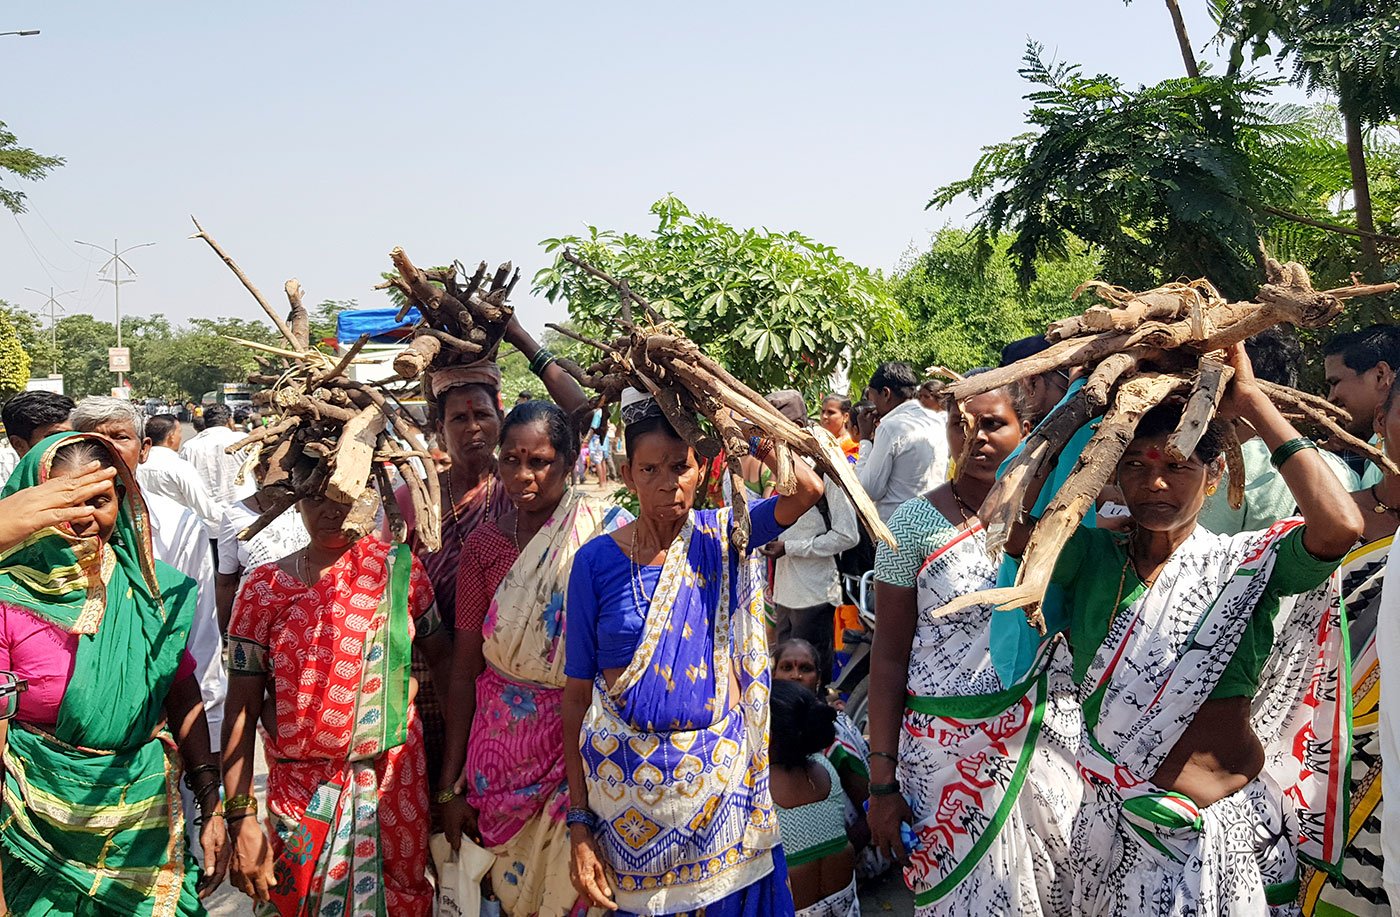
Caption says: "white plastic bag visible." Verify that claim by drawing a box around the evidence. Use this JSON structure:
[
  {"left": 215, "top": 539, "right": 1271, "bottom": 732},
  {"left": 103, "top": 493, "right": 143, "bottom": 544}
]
[{"left": 430, "top": 832, "right": 495, "bottom": 917}]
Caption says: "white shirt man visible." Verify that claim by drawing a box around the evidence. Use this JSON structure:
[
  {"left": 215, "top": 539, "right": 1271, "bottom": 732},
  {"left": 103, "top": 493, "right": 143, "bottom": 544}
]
[
  {"left": 139, "top": 441, "right": 226, "bottom": 538},
  {"left": 857, "top": 370, "right": 949, "bottom": 523},
  {"left": 180, "top": 410, "right": 248, "bottom": 506},
  {"left": 144, "top": 491, "right": 226, "bottom": 748}
]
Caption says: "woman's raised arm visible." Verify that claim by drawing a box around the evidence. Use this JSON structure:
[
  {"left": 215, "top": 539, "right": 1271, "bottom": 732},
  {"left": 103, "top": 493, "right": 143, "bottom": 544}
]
[{"left": 1222, "top": 343, "right": 1363, "bottom": 560}]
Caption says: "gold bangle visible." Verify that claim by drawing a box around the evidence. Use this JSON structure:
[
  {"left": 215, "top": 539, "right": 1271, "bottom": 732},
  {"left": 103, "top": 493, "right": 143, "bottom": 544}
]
[
  {"left": 433, "top": 787, "right": 459, "bottom": 805},
  {"left": 224, "top": 794, "right": 258, "bottom": 817}
]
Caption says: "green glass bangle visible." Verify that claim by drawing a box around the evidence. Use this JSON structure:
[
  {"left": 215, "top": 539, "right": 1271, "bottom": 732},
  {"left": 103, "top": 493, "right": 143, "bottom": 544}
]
[
  {"left": 869, "top": 781, "right": 901, "bottom": 797},
  {"left": 529, "top": 348, "right": 557, "bottom": 375},
  {"left": 1270, "top": 436, "right": 1317, "bottom": 470}
]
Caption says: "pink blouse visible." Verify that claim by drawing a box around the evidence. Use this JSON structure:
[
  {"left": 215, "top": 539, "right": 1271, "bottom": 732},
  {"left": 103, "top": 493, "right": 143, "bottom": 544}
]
[{"left": 0, "top": 601, "right": 195, "bottom": 725}]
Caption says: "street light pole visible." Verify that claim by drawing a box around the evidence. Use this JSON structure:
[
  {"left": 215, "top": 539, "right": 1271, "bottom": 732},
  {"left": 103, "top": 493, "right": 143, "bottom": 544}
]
[
  {"left": 23, "top": 287, "right": 71, "bottom": 376},
  {"left": 0, "top": 30, "right": 40, "bottom": 37},
  {"left": 74, "top": 238, "right": 155, "bottom": 391}
]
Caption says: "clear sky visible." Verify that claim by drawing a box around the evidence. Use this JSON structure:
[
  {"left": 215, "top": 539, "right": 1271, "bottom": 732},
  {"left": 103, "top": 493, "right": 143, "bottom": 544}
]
[{"left": 1, "top": 1, "right": 1290, "bottom": 338}]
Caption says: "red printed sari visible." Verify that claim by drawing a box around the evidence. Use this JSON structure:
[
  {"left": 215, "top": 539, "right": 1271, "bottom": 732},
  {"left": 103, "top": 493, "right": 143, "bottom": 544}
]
[{"left": 228, "top": 536, "right": 439, "bottom": 916}]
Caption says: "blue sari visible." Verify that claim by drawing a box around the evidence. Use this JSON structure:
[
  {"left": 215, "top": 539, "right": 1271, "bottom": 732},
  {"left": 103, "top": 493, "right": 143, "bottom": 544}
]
[{"left": 579, "top": 508, "right": 793, "bottom": 916}]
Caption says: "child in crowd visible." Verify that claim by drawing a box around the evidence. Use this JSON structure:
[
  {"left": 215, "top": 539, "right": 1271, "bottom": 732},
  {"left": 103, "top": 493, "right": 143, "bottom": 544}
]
[{"left": 770, "top": 680, "right": 861, "bottom": 916}]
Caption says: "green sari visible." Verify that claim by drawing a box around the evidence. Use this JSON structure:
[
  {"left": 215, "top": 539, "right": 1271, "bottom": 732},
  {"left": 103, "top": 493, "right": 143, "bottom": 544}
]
[{"left": 0, "top": 432, "right": 201, "bottom": 917}]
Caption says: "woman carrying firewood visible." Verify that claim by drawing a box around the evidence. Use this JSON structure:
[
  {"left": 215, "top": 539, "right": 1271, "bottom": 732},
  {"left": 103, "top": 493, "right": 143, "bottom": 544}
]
[
  {"left": 560, "top": 390, "right": 825, "bottom": 916},
  {"left": 223, "top": 449, "right": 454, "bottom": 916},
  {"left": 1300, "top": 376, "right": 1400, "bottom": 917},
  {"left": 437, "top": 400, "right": 633, "bottom": 917},
  {"left": 393, "top": 319, "right": 590, "bottom": 784},
  {"left": 864, "top": 378, "right": 1080, "bottom": 916},
  {"left": 1005, "top": 343, "right": 1361, "bottom": 915}
]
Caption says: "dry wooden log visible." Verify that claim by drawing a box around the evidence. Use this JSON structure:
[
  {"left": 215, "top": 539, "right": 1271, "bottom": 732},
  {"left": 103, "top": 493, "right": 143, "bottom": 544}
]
[
  {"left": 1222, "top": 426, "right": 1246, "bottom": 511},
  {"left": 1047, "top": 285, "right": 1201, "bottom": 341},
  {"left": 285, "top": 279, "right": 310, "bottom": 351},
  {"left": 933, "top": 373, "right": 1189, "bottom": 632},
  {"left": 228, "top": 416, "right": 299, "bottom": 454},
  {"left": 341, "top": 487, "right": 382, "bottom": 539},
  {"left": 978, "top": 351, "right": 1141, "bottom": 555},
  {"left": 1257, "top": 380, "right": 1350, "bottom": 423},
  {"left": 376, "top": 464, "right": 408, "bottom": 544},
  {"left": 326, "top": 405, "right": 387, "bottom": 504},
  {"left": 393, "top": 334, "right": 442, "bottom": 379},
  {"left": 1166, "top": 357, "right": 1232, "bottom": 462},
  {"left": 190, "top": 217, "right": 305, "bottom": 352},
  {"left": 1280, "top": 394, "right": 1400, "bottom": 476}
]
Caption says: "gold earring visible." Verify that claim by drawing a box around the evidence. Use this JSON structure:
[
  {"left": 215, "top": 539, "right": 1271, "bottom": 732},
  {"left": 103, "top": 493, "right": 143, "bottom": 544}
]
[{"left": 1206, "top": 484, "right": 1219, "bottom": 496}]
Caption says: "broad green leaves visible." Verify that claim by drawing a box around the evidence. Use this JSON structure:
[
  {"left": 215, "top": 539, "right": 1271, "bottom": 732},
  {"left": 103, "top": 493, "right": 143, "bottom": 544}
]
[{"left": 534, "top": 196, "right": 902, "bottom": 392}]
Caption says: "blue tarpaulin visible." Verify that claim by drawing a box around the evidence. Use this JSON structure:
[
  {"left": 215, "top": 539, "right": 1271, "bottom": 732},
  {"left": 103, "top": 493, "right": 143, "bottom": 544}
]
[{"left": 335, "top": 306, "right": 422, "bottom": 344}]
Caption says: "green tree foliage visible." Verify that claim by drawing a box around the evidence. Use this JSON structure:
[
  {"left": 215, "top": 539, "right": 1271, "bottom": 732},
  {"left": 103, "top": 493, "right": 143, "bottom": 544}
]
[
  {"left": 0, "top": 121, "right": 63, "bottom": 214},
  {"left": 1220, "top": 0, "right": 1400, "bottom": 274},
  {"left": 309, "top": 300, "right": 357, "bottom": 346},
  {"left": 0, "top": 303, "right": 281, "bottom": 401},
  {"left": 0, "top": 302, "right": 52, "bottom": 376},
  {"left": 534, "top": 196, "right": 903, "bottom": 392},
  {"left": 929, "top": 43, "right": 1337, "bottom": 299},
  {"left": 0, "top": 312, "right": 30, "bottom": 396},
  {"left": 892, "top": 229, "right": 1102, "bottom": 372},
  {"left": 41, "top": 313, "right": 116, "bottom": 399}
]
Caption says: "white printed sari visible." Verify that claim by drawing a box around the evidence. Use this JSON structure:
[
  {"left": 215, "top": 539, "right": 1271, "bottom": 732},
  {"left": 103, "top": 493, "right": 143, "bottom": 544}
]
[
  {"left": 899, "top": 521, "right": 1081, "bottom": 915},
  {"left": 1072, "top": 521, "right": 1348, "bottom": 917}
]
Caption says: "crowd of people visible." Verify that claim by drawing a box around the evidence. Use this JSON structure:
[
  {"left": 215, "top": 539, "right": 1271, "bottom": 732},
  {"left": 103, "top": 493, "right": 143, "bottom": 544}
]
[{"left": 0, "top": 317, "right": 1394, "bottom": 917}]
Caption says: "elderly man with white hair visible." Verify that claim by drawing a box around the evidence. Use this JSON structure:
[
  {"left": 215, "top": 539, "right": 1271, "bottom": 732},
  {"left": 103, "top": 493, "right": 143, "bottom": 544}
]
[{"left": 70, "top": 397, "right": 227, "bottom": 854}]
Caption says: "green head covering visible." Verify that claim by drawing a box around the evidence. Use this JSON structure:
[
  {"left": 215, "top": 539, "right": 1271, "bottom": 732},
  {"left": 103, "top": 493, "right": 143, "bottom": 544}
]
[{"left": 0, "top": 430, "right": 163, "bottom": 633}]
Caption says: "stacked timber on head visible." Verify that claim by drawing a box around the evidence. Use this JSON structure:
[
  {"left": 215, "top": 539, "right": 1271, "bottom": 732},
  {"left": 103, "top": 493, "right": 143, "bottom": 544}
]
[
  {"left": 189, "top": 218, "right": 442, "bottom": 549},
  {"left": 934, "top": 257, "right": 1398, "bottom": 634},
  {"left": 543, "top": 249, "right": 894, "bottom": 553},
  {"left": 376, "top": 248, "right": 519, "bottom": 395}
]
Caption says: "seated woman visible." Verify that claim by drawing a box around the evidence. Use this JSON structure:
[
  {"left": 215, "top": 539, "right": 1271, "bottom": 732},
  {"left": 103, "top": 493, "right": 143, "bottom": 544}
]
[
  {"left": 865, "top": 382, "right": 1079, "bottom": 915},
  {"left": 1004, "top": 344, "right": 1363, "bottom": 915},
  {"left": 562, "top": 390, "right": 825, "bottom": 916},
  {"left": 772, "top": 640, "right": 875, "bottom": 861},
  {"left": 438, "top": 402, "right": 631, "bottom": 917},
  {"left": 0, "top": 433, "right": 226, "bottom": 916},
  {"left": 223, "top": 453, "right": 454, "bottom": 916},
  {"left": 770, "top": 680, "right": 860, "bottom": 917}
]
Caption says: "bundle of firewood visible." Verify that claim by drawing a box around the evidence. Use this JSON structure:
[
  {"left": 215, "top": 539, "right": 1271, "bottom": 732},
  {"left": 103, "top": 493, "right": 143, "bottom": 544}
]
[
  {"left": 544, "top": 251, "right": 894, "bottom": 552},
  {"left": 933, "top": 257, "right": 1397, "bottom": 633},
  {"left": 376, "top": 248, "right": 519, "bottom": 388},
  {"left": 190, "top": 219, "right": 441, "bottom": 548}
]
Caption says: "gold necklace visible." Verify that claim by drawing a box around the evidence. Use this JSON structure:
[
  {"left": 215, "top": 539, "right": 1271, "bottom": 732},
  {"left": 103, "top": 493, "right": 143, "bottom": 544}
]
[
  {"left": 1370, "top": 484, "right": 1400, "bottom": 516},
  {"left": 948, "top": 481, "right": 979, "bottom": 525}
]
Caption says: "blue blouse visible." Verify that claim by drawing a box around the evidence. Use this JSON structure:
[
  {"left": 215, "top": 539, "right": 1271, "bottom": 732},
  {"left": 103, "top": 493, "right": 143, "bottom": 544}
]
[{"left": 564, "top": 497, "right": 785, "bottom": 680}]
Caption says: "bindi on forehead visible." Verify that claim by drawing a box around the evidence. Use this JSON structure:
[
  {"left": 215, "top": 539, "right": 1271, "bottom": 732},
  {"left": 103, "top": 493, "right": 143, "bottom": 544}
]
[{"left": 1144, "top": 446, "right": 1163, "bottom": 461}]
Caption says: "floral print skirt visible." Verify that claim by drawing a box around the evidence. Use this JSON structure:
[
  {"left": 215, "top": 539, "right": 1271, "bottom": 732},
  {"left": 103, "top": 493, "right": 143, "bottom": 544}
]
[{"left": 463, "top": 665, "right": 577, "bottom": 916}]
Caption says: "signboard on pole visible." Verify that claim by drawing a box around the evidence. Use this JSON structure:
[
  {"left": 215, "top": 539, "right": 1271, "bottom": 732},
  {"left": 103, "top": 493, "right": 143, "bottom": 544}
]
[
  {"left": 108, "top": 347, "right": 131, "bottom": 373},
  {"left": 25, "top": 375, "right": 64, "bottom": 395}
]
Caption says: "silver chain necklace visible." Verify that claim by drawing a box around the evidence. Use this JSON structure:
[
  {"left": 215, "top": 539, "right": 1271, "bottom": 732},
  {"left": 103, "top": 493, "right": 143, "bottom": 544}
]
[{"left": 629, "top": 532, "right": 655, "bottom": 610}]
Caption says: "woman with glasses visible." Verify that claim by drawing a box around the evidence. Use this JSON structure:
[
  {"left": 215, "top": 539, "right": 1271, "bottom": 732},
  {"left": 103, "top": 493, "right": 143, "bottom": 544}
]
[{"left": 0, "top": 432, "right": 227, "bottom": 916}]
